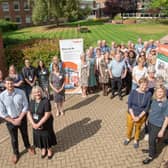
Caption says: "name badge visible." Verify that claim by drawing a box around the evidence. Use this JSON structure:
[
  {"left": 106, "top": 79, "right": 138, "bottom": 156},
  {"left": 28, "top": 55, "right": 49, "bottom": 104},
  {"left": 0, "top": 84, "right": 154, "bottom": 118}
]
[
  {"left": 33, "top": 114, "right": 39, "bottom": 120},
  {"left": 59, "top": 75, "right": 62, "bottom": 79},
  {"left": 28, "top": 76, "right": 33, "bottom": 81}
]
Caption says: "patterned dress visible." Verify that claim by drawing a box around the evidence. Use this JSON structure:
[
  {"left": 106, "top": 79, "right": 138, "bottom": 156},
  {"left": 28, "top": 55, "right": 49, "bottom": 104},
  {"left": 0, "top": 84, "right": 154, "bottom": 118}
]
[
  {"left": 99, "top": 59, "right": 109, "bottom": 84},
  {"left": 49, "top": 72, "right": 65, "bottom": 103},
  {"left": 37, "top": 68, "right": 49, "bottom": 91},
  {"left": 80, "top": 62, "right": 90, "bottom": 87},
  {"left": 88, "top": 58, "right": 97, "bottom": 87}
]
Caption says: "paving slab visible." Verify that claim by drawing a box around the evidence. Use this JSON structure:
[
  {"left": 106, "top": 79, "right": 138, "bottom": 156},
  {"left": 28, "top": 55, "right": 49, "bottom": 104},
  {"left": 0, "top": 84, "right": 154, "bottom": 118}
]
[{"left": 0, "top": 93, "right": 167, "bottom": 168}]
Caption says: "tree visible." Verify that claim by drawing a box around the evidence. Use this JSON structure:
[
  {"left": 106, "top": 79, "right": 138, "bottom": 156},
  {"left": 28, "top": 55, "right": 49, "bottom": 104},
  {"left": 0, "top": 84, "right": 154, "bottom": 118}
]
[
  {"left": 32, "top": 0, "right": 48, "bottom": 25},
  {"left": 149, "top": 0, "right": 168, "bottom": 16},
  {"left": 64, "top": 0, "right": 81, "bottom": 22},
  {"left": 48, "top": 0, "right": 66, "bottom": 26},
  {"left": 31, "top": 0, "right": 85, "bottom": 25}
]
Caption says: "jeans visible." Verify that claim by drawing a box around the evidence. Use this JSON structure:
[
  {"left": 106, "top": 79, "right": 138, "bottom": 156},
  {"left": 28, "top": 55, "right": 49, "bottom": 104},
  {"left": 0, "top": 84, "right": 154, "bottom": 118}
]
[{"left": 111, "top": 77, "right": 122, "bottom": 96}]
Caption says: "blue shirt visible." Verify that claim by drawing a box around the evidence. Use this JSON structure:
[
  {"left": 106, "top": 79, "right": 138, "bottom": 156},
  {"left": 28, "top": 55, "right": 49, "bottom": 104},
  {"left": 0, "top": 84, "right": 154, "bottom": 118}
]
[
  {"left": 128, "top": 90, "right": 152, "bottom": 116},
  {"left": 149, "top": 100, "right": 168, "bottom": 127},
  {"left": 108, "top": 59, "right": 126, "bottom": 77},
  {"left": 0, "top": 88, "right": 28, "bottom": 118},
  {"left": 101, "top": 45, "right": 110, "bottom": 54}
]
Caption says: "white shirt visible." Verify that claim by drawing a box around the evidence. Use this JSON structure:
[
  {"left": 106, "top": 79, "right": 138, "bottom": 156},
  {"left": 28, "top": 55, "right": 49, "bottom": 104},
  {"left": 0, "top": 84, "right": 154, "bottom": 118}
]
[{"left": 132, "top": 66, "right": 147, "bottom": 84}]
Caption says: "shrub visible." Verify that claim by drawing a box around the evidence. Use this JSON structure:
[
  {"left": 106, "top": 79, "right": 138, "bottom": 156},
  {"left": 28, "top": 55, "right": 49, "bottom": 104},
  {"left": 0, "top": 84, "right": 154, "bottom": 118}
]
[
  {"left": 5, "top": 39, "right": 59, "bottom": 72},
  {"left": 113, "top": 14, "right": 122, "bottom": 20},
  {"left": 0, "top": 19, "right": 18, "bottom": 32}
]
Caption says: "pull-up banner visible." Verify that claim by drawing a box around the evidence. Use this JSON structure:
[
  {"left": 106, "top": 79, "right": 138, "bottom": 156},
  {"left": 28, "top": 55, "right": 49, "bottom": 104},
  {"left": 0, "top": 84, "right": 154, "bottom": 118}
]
[
  {"left": 156, "top": 44, "right": 168, "bottom": 88},
  {"left": 59, "top": 38, "right": 83, "bottom": 94}
]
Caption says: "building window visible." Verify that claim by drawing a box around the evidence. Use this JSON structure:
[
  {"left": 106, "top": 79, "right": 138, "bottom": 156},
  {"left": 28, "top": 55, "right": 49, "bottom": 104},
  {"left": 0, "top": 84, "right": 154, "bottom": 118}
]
[
  {"left": 2, "top": 2, "right": 9, "bottom": 12},
  {"left": 13, "top": 1, "right": 20, "bottom": 11},
  {"left": 4, "top": 16, "right": 11, "bottom": 21},
  {"left": 24, "top": 2, "right": 30, "bottom": 11},
  {"left": 15, "top": 16, "right": 22, "bottom": 24},
  {"left": 25, "top": 16, "right": 31, "bottom": 23}
]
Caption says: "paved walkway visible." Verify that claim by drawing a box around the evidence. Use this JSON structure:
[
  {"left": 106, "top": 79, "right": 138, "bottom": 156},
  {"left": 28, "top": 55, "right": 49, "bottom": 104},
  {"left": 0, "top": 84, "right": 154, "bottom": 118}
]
[{"left": 0, "top": 93, "right": 168, "bottom": 168}]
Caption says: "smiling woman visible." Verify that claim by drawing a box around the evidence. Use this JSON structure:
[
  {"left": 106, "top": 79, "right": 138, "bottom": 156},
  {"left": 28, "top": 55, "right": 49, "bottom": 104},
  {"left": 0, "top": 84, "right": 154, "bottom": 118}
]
[{"left": 27, "top": 86, "right": 57, "bottom": 159}]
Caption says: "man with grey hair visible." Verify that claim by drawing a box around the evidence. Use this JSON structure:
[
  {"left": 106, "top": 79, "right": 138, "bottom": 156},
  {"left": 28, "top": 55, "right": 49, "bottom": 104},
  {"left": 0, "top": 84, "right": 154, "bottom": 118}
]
[{"left": 108, "top": 52, "right": 127, "bottom": 100}]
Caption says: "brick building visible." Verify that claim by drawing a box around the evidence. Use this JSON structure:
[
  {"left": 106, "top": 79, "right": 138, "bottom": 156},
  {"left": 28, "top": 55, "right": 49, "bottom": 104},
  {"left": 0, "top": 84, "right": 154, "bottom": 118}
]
[
  {"left": 0, "top": 0, "right": 32, "bottom": 27},
  {"left": 0, "top": 34, "right": 7, "bottom": 76}
]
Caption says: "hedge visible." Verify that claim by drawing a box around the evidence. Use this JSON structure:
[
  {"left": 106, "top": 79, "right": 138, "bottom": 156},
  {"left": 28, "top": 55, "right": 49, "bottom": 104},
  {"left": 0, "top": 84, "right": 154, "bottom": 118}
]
[
  {"left": 0, "top": 19, "right": 18, "bottom": 32},
  {"left": 5, "top": 39, "right": 59, "bottom": 71}
]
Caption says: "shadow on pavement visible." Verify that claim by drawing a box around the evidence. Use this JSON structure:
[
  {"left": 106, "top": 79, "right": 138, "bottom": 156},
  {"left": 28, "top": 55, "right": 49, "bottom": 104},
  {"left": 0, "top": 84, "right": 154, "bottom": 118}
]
[
  {"left": 64, "top": 94, "right": 100, "bottom": 112},
  {"left": 54, "top": 117, "right": 102, "bottom": 152}
]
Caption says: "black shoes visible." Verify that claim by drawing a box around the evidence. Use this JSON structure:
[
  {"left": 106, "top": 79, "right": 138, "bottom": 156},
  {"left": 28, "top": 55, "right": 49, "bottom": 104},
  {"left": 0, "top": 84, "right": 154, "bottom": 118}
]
[
  {"left": 119, "top": 96, "right": 123, "bottom": 100},
  {"left": 41, "top": 151, "right": 47, "bottom": 159},
  {"left": 142, "top": 149, "right": 149, "bottom": 153},
  {"left": 110, "top": 94, "right": 114, "bottom": 99},
  {"left": 143, "top": 157, "right": 153, "bottom": 164}
]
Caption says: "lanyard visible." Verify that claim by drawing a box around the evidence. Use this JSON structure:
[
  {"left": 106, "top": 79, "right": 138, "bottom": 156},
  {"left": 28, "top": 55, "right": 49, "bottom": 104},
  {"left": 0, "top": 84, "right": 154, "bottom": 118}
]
[{"left": 34, "top": 102, "right": 39, "bottom": 114}]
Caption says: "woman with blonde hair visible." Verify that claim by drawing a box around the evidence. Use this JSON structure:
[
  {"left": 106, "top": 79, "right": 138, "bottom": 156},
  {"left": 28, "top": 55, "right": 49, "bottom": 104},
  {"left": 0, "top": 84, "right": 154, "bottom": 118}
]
[
  {"left": 132, "top": 56, "right": 147, "bottom": 90},
  {"left": 143, "top": 85, "right": 168, "bottom": 164},
  {"left": 27, "top": 86, "right": 56, "bottom": 159}
]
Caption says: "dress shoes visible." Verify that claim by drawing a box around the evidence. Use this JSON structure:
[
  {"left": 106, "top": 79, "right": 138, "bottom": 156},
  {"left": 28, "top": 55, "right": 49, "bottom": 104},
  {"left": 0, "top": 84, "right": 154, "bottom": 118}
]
[
  {"left": 41, "top": 152, "right": 47, "bottom": 159},
  {"left": 143, "top": 157, "right": 153, "bottom": 164},
  {"left": 142, "top": 149, "right": 149, "bottom": 153},
  {"left": 47, "top": 150, "right": 53, "bottom": 160},
  {"left": 12, "top": 155, "right": 19, "bottom": 164},
  {"left": 119, "top": 96, "right": 123, "bottom": 100},
  {"left": 28, "top": 147, "right": 35, "bottom": 155},
  {"left": 110, "top": 94, "right": 114, "bottom": 99},
  {"left": 48, "top": 154, "right": 53, "bottom": 160}
]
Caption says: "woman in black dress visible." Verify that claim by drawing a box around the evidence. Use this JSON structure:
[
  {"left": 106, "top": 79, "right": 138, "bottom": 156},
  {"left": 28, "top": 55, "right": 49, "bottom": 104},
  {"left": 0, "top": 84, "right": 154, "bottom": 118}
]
[
  {"left": 27, "top": 86, "right": 57, "bottom": 159},
  {"left": 36, "top": 60, "right": 50, "bottom": 99}
]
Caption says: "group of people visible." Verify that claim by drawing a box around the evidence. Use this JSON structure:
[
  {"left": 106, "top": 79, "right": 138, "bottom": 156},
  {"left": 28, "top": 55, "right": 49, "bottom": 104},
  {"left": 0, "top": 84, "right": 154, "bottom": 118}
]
[
  {"left": 80, "top": 38, "right": 168, "bottom": 164},
  {"left": 0, "top": 37, "right": 168, "bottom": 165},
  {"left": 80, "top": 38, "right": 159, "bottom": 100},
  {"left": 0, "top": 56, "right": 65, "bottom": 164}
]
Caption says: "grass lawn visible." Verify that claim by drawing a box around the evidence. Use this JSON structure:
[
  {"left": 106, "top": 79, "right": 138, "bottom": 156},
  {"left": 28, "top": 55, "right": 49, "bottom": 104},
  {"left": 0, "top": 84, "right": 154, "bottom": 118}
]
[{"left": 3, "top": 23, "right": 168, "bottom": 48}]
